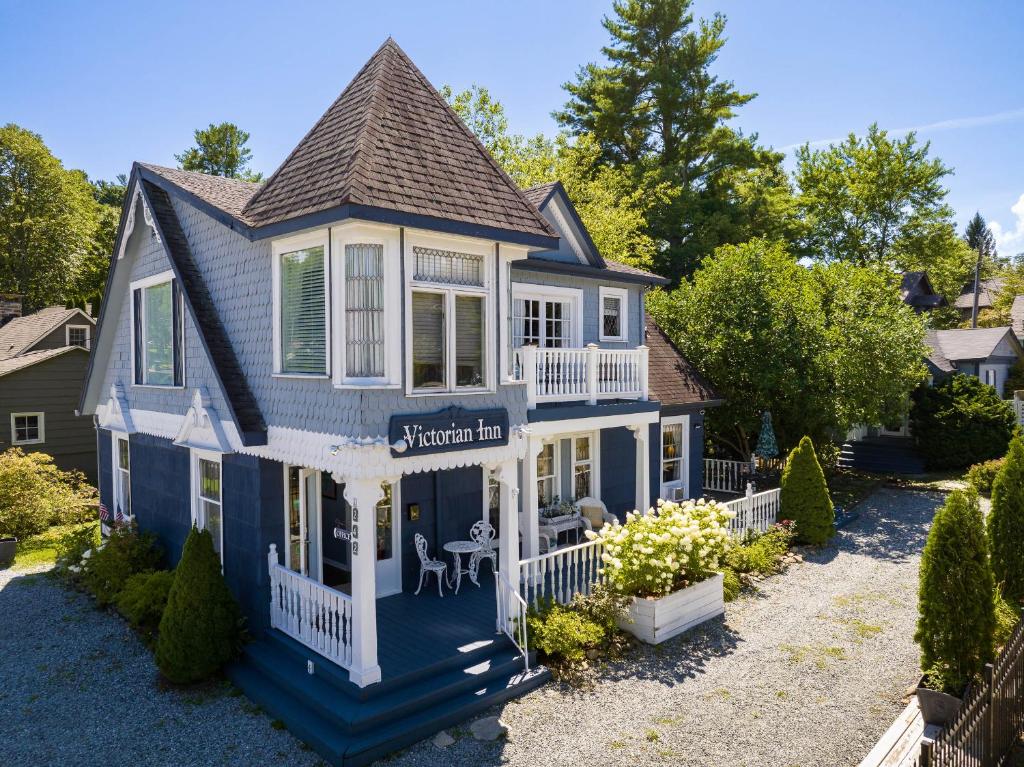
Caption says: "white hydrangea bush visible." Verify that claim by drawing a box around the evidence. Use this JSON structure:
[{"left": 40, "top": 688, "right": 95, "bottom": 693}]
[{"left": 586, "top": 498, "right": 736, "bottom": 598}]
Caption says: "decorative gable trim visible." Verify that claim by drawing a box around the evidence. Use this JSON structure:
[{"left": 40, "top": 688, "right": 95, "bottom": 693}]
[
  {"left": 118, "top": 184, "right": 161, "bottom": 261},
  {"left": 173, "top": 388, "right": 233, "bottom": 453},
  {"left": 97, "top": 383, "right": 135, "bottom": 433}
]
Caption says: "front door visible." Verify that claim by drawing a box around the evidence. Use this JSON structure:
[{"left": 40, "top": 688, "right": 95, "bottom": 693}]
[
  {"left": 286, "top": 466, "right": 322, "bottom": 582},
  {"left": 374, "top": 482, "right": 402, "bottom": 597}
]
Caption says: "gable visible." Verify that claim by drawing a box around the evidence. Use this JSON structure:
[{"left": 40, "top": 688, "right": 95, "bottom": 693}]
[{"left": 523, "top": 182, "right": 603, "bottom": 268}]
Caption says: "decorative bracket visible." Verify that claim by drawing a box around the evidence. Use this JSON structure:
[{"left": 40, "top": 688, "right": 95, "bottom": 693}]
[{"left": 173, "top": 388, "right": 231, "bottom": 453}]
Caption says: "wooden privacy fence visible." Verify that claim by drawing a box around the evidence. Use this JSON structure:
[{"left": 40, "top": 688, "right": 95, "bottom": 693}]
[{"left": 917, "top": 618, "right": 1024, "bottom": 767}]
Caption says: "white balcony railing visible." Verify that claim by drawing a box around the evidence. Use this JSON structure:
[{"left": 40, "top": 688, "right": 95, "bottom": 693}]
[{"left": 514, "top": 344, "right": 649, "bottom": 408}]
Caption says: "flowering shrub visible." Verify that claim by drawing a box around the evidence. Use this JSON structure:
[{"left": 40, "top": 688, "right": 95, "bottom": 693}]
[{"left": 587, "top": 498, "right": 735, "bottom": 598}]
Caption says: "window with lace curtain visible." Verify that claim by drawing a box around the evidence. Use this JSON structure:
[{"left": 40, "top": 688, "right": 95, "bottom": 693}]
[{"left": 343, "top": 243, "right": 385, "bottom": 379}]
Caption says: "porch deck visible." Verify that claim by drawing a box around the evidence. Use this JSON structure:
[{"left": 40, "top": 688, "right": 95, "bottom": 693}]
[{"left": 375, "top": 566, "right": 503, "bottom": 683}]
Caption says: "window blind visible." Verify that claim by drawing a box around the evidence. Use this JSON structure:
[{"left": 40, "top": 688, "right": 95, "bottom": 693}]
[
  {"left": 412, "top": 291, "right": 445, "bottom": 388},
  {"left": 344, "top": 243, "right": 384, "bottom": 378},
  {"left": 455, "top": 295, "right": 484, "bottom": 387},
  {"left": 279, "top": 246, "right": 326, "bottom": 374}
]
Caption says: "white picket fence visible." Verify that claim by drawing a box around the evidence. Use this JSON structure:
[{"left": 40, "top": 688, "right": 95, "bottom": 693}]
[
  {"left": 267, "top": 543, "right": 354, "bottom": 668},
  {"left": 703, "top": 457, "right": 756, "bottom": 494},
  {"left": 724, "top": 485, "right": 781, "bottom": 536},
  {"left": 519, "top": 538, "right": 606, "bottom": 609}
]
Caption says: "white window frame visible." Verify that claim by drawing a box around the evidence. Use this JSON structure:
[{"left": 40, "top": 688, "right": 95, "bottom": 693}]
[
  {"left": 129, "top": 270, "right": 184, "bottom": 389},
  {"left": 111, "top": 432, "right": 132, "bottom": 521},
  {"left": 10, "top": 412, "right": 45, "bottom": 445},
  {"left": 570, "top": 431, "right": 600, "bottom": 501},
  {"left": 482, "top": 467, "right": 500, "bottom": 525},
  {"left": 330, "top": 224, "right": 402, "bottom": 388},
  {"left": 190, "top": 449, "right": 224, "bottom": 564},
  {"left": 272, "top": 230, "right": 332, "bottom": 379},
  {"left": 599, "top": 286, "right": 629, "bottom": 343},
  {"left": 510, "top": 282, "right": 583, "bottom": 349},
  {"left": 66, "top": 324, "right": 91, "bottom": 350},
  {"left": 282, "top": 465, "right": 323, "bottom": 582},
  {"left": 536, "top": 439, "right": 560, "bottom": 510},
  {"left": 659, "top": 415, "right": 690, "bottom": 501},
  {"left": 404, "top": 232, "right": 495, "bottom": 396}
]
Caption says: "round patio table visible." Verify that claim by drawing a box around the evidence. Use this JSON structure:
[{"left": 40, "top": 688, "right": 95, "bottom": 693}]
[{"left": 443, "top": 540, "right": 481, "bottom": 594}]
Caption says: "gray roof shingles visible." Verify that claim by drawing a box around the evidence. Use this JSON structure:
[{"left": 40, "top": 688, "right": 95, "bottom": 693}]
[
  {"left": 0, "top": 307, "right": 83, "bottom": 359},
  {"left": 926, "top": 326, "right": 1015, "bottom": 364},
  {"left": 645, "top": 316, "right": 720, "bottom": 407},
  {"left": 0, "top": 346, "right": 84, "bottom": 377}
]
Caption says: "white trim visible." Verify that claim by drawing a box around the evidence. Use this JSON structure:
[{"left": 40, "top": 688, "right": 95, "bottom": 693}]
[
  {"left": 10, "top": 411, "right": 44, "bottom": 445},
  {"left": 116, "top": 184, "right": 161, "bottom": 261},
  {"left": 526, "top": 409, "right": 659, "bottom": 439},
  {"left": 599, "top": 286, "right": 629, "bottom": 343},
  {"left": 570, "top": 432, "right": 599, "bottom": 500},
  {"left": 190, "top": 448, "right": 224, "bottom": 564},
  {"left": 659, "top": 415, "right": 690, "bottom": 501},
  {"left": 331, "top": 223, "right": 402, "bottom": 387},
  {"left": 173, "top": 388, "right": 233, "bottom": 453},
  {"left": 65, "top": 323, "right": 92, "bottom": 350},
  {"left": 536, "top": 439, "right": 560, "bottom": 508},
  {"left": 546, "top": 195, "right": 590, "bottom": 265},
  {"left": 129, "top": 270, "right": 184, "bottom": 389},
  {"left": 375, "top": 479, "right": 402, "bottom": 597},
  {"left": 111, "top": 431, "right": 133, "bottom": 521},
  {"left": 510, "top": 282, "right": 583, "bottom": 348},
  {"left": 272, "top": 229, "right": 332, "bottom": 377},
  {"left": 282, "top": 465, "right": 324, "bottom": 583},
  {"left": 404, "top": 231, "right": 495, "bottom": 396}
]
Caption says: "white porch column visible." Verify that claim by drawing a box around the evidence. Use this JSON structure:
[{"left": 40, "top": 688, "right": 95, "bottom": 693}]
[
  {"left": 629, "top": 424, "right": 651, "bottom": 514},
  {"left": 342, "top": 478, "right": 385, "bottom": 688},
  {"left": 493, "top": 459, "right": 521, "bottom": 624},
  {"left": 520, "top": 436, "right": 543, "bottom": 560}
]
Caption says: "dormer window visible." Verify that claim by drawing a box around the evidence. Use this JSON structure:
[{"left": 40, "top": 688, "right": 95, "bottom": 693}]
[
  {"left": 273, "top": 232, "right": 330, "bottom": 377},
  {"left": 600, "top": 286, "right": 628, "bottom": 342},
  {"left": 131, "top": 271, "right": 183, "bottom": 387}
]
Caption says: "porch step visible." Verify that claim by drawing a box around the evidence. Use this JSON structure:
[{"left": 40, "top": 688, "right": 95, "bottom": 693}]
[
  {"left": 227, "top": 634, "right": 550, "bottom": 767},
  {"left": 838, "top": 438, "right": 926, "bottom": 475}
]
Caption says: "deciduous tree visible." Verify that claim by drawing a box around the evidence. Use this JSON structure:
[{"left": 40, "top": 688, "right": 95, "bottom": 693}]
[{"left": 176, "top": 122, "right": 263, "bottom": 181}]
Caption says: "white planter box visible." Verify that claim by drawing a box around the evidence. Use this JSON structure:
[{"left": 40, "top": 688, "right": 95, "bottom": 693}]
[{"left": 617, "top": 572, "right": 725, "bottom": 645}]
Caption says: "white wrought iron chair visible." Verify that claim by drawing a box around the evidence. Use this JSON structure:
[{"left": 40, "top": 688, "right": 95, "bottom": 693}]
[
  {"left": 413, "top": 533, "right": 447, "bottom": 597},
  {"left": 468, "top": 520, "right": 497, "bottom": 581},
  {"left": 574, "top": 497, "right": 618, "bottom": 531}
]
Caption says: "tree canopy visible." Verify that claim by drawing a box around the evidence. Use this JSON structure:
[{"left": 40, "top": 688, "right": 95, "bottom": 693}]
[
  {"left": 175, "top": 122, "right": 263, "bottom": 182},
  {"left": 648, "top": 238, "right": 927, "bottom": 456}
]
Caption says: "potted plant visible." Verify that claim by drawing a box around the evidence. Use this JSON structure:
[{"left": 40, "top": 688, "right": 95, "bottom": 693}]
[
  {"left": 0, "top": 536, "right": 16, "bottom": 568},
  {"left": 587, "top": 498, "right": 735, "bottom": 644}
]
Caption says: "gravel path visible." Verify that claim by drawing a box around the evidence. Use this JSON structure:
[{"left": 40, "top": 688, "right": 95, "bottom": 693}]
[
  {"left": 0, "top": 486, "right": 939, "bottom": 767},
  {"left": 0, "top": 564, "right": 322, "bottom": 767}
]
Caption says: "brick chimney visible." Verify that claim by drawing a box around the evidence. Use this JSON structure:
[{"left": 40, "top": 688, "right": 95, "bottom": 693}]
[{"left": 0, "top": 294, "right": 23, "bottom": 327}]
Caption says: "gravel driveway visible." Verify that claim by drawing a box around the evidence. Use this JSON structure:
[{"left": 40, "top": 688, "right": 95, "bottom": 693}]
[{"left": 0, "top": 486, "right": 938, "bottom": 767}]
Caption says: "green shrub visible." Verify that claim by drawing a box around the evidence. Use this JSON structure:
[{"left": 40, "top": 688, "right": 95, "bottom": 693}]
[
  {"left": 910, "top": 375, "right": 1015, "bottom": 470},
  {"left": 527, "top": 603, "right": 605, "bottom": 664},
  {"left": 915, "top": 489, "right": 996, "bottom": 695},
  {"left": 725, "top": 525, "right": 793, "bottom": 574},
  {"left": 994, "top": 587, "right": 1021, "bottom": 648},
  {"left": 116, "top": 570, "right": 175, "bottom": 636},
  {"left": 80, "top": 525, "right": 163, "bottom": 605},
  {"left": 989, "top": 435, "right": 1024, "bottom": 604},
  {"left": 779, "top": 436, "right": 834, "bottom": 545},
  {"left": 53, "top": 523, "right": 101, "bottom": 578},
  {"left": 0, "top": 449, "right": 97, "bottom": 539},
  {"left": 567, "top": 583, "right": 629, "bottom": 638},
  {"left": 156, "top": 527, "right": 242, "bottom": 684},
  {"left": 966, "top": 457, "right": 1006, "bottom": 497},
  {"left": 722, "top": 568, "right": 741, "bottom": 602},
  {"left": 1003, "top": 359, "right": 1024, "bottom": 398}
]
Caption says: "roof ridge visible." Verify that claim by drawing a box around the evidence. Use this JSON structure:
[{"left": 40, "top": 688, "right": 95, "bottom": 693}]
[{"left": 344, "top": 42, "right": 394, "bottom": 206}]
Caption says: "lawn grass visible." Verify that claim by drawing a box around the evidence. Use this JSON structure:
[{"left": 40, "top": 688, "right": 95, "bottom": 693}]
[
  {"left": 11, "top": 522, "right": 98, "bottom": 571},
  {"left": 827, "top": 469, "right": 883, "bottom": 510}
]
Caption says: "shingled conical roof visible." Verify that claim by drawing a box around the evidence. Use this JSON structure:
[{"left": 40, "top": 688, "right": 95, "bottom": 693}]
[{"left": 242, "top": 38, "right": 556, "bottom": 243}]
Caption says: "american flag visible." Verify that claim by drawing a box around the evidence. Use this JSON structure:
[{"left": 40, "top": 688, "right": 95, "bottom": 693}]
[
  {"left": 115, "top": 505, "right": 125, "bottom": 524},
  {"left": 99, "top": 503, "right": 109, "bottom": 521}
]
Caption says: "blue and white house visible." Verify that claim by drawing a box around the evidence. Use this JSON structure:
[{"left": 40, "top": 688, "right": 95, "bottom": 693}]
[{"left": 79, "top": 39, "right": 719, "bottom": 764}]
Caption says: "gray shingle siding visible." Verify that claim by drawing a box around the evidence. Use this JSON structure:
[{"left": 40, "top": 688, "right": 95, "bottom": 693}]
[{"left": 99, "top": 212, "right": 231, "bottom": 424}]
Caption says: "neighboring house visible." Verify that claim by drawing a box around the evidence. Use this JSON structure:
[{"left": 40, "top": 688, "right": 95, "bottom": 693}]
[
  {"left": 0, "top": 299, "right": 96, "bottom": 482},
  {"left": 1010, "top": 295, "right": 1024, "bottom": 341},
  {"left": 954, "top": 276, "right": 1004, "bottom": 321},
  {"left": 900, "top": 271, "right": 947, "bottom": 314},
  {"left": 841, "top": 326, "right": 1024, "bottom": 474},
  {"left": 78, "top": 40, "right": 718, "bottom": 765}
]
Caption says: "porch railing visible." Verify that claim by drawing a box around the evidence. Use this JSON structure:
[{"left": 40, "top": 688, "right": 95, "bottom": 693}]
[
  {"left": 267, "top": 543, "right": 354, "bottom": 669},
  {"left": 519, "top": 537, "right": 605, "bottom": 610},
  {"left": 704, "top": 457, "right": 756, "bottom": 494},
  {"left": 724, "top": 485, "right": 781, "bottom": 536},
  {"left": 515, "top": 344, "right": 648, "bottom": 408},
  {"left": 495, "top": 571, "right": 530, "bottom": 672},
  {"left": 1006, "top": 398, "right": 1024, "bottom": 427}
]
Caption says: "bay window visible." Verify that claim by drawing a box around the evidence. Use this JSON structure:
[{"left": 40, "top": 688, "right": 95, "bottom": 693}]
[
  {"left": 409, "top": 243, "right": 490, "bottom": 393},
  {"left": 131, "top": 272, "right": 183, "bottom": 387},
  {"left": 274, "top": 234, "right": 329, "bottom": 376},
  {"left": 343, "top": 243, "right": 385, "bottom": 379}
]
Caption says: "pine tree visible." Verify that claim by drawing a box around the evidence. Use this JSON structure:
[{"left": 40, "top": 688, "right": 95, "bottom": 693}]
[
  {"left": 779, "top": 436, "right": 834, "bottom": 545},
  {"left": 964, "top": 212, "right": 998, "bottom": 262},
  {"left": 989, "top": 434, "right": 1024, "bottom": 604},
  {"left": 156, "top": 527, "right": 241, "bottom": 684},
  {"left": 915, "top": 489, "right": 995, "bottom": 695}
]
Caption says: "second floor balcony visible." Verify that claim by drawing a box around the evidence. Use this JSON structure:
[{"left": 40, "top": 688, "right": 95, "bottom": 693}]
[{"left": 513, "top": 344, "right": 649, "bottom": 409}]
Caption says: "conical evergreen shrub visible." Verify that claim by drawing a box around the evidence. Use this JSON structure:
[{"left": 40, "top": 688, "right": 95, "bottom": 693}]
[
  {"left": 779, "top": 436, "right": 834, "bottom": 545},
  {"left": 989, "top": 434, "right": 1024, "bottom": 604},
  {"left": 915, "top": 489, "right": 995, "bottom": 695},
  {"left": 156, "top": 527, "right": 241, "bottom": 684}
]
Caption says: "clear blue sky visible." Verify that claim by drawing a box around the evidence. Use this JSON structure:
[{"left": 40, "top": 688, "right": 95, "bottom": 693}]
[{"left": 3, "top": 0, "right": 1023, "bottom": 252}]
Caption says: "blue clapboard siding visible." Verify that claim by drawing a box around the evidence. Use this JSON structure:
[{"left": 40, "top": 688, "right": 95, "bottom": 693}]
[
  {"left": 97, "top": 428, "right": 113, "bottom": 519},
  {"left": 600, "top": 426, "right": 636, "bottom": 519},
  {"left": 128, "top": 432, "right": 191, "bottom": 567}
]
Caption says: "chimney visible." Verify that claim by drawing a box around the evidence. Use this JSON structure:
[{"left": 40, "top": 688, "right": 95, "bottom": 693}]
[{"left": 0, "top": 294, "right": 23, "bottom": 327}]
